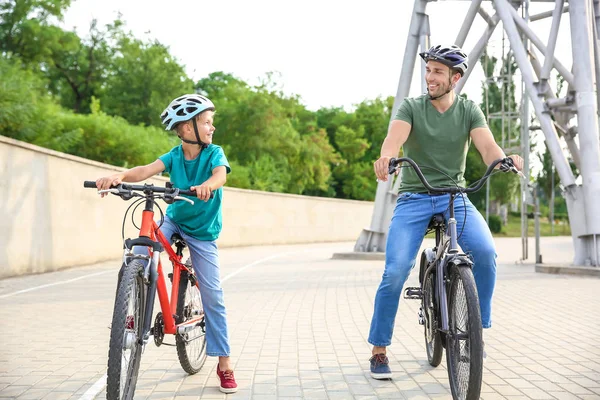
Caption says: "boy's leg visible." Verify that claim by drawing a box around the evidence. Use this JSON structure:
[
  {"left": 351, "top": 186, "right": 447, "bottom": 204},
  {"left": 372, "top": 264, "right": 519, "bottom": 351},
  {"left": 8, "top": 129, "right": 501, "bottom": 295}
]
[
  {"left": 183, "top": 238, "right": 231, "bottom": 358},
  {"left": 368, "top": 193, "right": 432, "bottom": 351},
  {"left": 451, "top": 195, "right": 497, "bottom": 329}
]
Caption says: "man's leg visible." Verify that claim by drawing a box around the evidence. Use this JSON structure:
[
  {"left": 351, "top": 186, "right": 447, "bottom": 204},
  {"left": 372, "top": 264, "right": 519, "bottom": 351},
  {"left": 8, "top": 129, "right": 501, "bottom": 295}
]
[
  {"left": 450, "top": 195, "right": 497, "bottom": 329},
  {"left": 368, "top": 193, "right": 432, "bottom": 378}
]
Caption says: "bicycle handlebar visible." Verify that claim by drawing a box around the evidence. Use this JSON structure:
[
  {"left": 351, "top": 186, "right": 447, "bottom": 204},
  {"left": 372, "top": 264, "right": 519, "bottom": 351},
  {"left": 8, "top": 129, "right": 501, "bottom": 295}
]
[
  {"left": 388, "top": 157, "right": 522, "bottom": 194},
  {"left": 83, "top": 181, "right": 213, "bottom": 202}
]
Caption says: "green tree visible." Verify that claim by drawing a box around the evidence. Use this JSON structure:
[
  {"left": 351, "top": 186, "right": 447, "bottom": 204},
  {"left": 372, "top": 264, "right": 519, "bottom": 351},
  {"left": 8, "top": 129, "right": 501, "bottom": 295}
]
[
  {"left": 100, "top": 35, "right": 194, "bottom": 127},
  {"left": 0, "top": 1, "right": 117, "bottom": 113},
  {"left": 0, "top": 0, "right": 72, "bottom": 63}
]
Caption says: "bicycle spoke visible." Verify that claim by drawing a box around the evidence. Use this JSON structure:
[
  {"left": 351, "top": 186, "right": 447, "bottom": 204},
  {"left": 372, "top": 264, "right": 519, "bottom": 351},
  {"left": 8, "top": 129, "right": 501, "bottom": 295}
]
[{"left": 176, "top": 272, "right": 207, "bottom": 374}]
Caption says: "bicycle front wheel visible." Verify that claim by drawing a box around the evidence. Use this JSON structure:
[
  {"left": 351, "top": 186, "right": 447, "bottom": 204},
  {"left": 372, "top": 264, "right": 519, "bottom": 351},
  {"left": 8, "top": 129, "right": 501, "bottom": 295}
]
[
  {"left": 446, "top": 264, "right": 483, "bottom": 400},
  {"left": 176, "top": 269, "right": 207, "bottom": 374},
  {"left": 107, "top": 259, "right": 146, "bottom": 400}
]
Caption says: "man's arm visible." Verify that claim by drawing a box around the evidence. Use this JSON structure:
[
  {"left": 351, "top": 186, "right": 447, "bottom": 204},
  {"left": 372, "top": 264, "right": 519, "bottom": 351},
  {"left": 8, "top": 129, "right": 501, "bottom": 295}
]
[
  {"left": 374, "top": 120, "right": 412, "bottom": 181},
  {"left": 471, "top": 127, "right": 524, "bottom": 170}
]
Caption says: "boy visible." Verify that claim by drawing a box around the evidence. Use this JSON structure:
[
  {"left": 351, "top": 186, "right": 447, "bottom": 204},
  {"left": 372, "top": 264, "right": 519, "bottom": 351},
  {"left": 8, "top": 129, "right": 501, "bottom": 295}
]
[{"left": 96, "top": 94, "right": 237, "bottom": 393}]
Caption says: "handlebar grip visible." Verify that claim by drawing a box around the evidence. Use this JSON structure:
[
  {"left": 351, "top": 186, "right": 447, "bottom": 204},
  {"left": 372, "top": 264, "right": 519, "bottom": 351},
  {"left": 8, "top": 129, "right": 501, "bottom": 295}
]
[
  {"left": 388, "top": 158, "right": 399, "bottom": 175},
  {"left": 84, "top": 181, "right": 97, "bottom": 188},
  {"left": 179, "top": 189, "right": 215, "bottom": 199}
]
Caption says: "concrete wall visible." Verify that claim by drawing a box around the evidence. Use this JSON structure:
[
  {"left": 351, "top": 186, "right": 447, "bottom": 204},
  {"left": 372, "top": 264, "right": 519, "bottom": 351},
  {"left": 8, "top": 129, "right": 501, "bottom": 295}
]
[{"left": 0, "top": 136, "right": 373, "bottom": 278}]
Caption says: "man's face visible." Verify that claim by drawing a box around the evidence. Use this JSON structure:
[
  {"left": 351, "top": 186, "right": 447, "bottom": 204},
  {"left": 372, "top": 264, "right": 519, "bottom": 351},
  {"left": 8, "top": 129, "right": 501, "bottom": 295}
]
[{"left": 425, "top": 60, "right": 457, "bottom": 98}]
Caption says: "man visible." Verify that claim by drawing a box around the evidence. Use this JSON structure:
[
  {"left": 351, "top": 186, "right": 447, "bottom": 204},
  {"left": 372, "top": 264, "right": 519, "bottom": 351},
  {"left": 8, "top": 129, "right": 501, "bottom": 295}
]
[{"left": 368, "top": 44, "right": 524, "bottom": 379}]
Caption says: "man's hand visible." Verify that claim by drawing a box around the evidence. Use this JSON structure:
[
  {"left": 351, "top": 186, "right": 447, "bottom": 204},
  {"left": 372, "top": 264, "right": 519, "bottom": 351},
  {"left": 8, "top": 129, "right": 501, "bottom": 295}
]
[
  {"left": 191, "top": 183, "right": 213, "bottom": 202},
  {"left": 374, "top": 156, "right": 393, "bottom": 181},
  {"left": 508, "top": 154, "right": 524, "bottom": 171}
]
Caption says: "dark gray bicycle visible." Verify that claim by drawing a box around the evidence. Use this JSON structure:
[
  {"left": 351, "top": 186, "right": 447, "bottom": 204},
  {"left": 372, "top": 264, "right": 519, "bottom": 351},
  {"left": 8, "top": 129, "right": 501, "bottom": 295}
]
[{"left": 390, "top": 157, "right": 521, "bottom": 400}]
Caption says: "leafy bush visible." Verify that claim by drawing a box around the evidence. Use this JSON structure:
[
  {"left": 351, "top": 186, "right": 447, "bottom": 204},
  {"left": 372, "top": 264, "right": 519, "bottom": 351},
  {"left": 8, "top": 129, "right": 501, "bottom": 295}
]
[{"left": 487, "top": 214, "right": 502, "bottom": 233}]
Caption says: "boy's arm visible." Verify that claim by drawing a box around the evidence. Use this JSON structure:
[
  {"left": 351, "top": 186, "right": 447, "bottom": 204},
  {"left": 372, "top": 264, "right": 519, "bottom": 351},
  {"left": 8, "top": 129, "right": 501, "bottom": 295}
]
[
  {"left": 96, "top": 159, "right": 166, "bottom": 192},
  {"left": 191, "top": 166, "right": 227, "bottom": 202}
]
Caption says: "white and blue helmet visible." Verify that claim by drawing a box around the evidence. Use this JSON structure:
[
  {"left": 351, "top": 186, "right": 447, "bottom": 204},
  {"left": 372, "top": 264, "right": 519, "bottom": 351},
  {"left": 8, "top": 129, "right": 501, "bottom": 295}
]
[{"left": 160, "top": 94, "right": 215, "bottom": 131}]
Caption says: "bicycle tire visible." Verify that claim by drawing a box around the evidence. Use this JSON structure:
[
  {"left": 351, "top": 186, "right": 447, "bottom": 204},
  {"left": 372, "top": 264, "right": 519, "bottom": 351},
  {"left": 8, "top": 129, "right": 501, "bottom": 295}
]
[
  {"left": 107, "top": 259, "right": 146, "bottom": 400},
  {"left": 176, "top": 269, "right": 207, "bottom": 374},
  {"left": 446, "top": 264, "right": 483, "bottom": 400},
  {"left": 423, "top": 269, "right": 443, "bottom": 367}
]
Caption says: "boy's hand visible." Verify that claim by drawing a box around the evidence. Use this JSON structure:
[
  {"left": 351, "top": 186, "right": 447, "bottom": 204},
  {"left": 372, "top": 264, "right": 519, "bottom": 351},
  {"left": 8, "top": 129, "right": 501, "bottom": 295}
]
[
  {"left": 191, "top": 184, "right": 213, "bottom": 202},
  {"left": 96, "top": 174, "right": 125, "bottom": 198}
]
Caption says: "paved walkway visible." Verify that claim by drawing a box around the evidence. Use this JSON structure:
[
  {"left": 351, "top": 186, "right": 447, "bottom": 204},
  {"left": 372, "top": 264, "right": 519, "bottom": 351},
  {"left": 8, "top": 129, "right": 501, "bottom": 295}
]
[{"left": 0, "top": 237, "right": 598, "bottom": 399}]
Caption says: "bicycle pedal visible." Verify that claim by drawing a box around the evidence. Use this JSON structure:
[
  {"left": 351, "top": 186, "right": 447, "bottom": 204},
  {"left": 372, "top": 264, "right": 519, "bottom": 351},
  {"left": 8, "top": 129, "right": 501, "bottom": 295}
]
[{"left": 404, "top": 287, "right": 423, "bottom": 299}]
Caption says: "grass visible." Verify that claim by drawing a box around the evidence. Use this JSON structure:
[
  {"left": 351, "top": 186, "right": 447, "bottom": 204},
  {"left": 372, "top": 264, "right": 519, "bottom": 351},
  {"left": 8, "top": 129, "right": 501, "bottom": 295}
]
[{"left": 493, "top": 213, "right": 571, "bottom": 237}]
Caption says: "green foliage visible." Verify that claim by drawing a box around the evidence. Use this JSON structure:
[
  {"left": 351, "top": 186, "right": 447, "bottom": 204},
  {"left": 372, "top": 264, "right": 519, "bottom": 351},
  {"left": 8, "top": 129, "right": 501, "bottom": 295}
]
[
  {"left": 0, "top": 57, "right": 177, "bottom": 166},
  {"left": 487, "top": 214, "right": 502, "bottom": 233},
  {"left": 100, "top": 36, "right": 194, "bottom": 127}
]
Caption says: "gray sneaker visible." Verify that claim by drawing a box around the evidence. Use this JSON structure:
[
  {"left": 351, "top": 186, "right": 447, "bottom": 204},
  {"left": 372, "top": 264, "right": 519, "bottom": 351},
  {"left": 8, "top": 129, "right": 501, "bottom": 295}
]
[{"left": 369, "top": 354, "right": 393, "bottom": 379}]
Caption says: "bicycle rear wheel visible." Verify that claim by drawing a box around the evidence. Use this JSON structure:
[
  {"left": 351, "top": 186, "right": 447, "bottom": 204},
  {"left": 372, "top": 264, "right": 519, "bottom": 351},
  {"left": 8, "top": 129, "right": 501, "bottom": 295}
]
[
  {"left": 423, "top": 270, "right": 443, "bottom": 367},
  {"left": 107, "top": 259, "right": 146, "bottom": 400},
  {"left": 446, "top": 264, "right": 483, "bottom": 400},
  {"left": 176, "top": 269, "right": 207, "bottom": 374}
]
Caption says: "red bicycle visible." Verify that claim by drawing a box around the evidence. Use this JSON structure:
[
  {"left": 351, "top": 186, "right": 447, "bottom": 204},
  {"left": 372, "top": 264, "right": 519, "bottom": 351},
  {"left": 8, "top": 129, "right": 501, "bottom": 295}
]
[{"left": 84, "top": 181, "right": 208, "bottom": 399}]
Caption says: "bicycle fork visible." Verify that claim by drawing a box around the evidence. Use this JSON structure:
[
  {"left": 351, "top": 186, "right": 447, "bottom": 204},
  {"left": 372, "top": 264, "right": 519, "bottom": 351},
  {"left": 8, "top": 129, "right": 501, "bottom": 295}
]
[
  {"left": 141, "top": 250, "right": 161, "bottom": 345},
  {"left": 122, "top": 243, "right": 162, "bottom": 347}
]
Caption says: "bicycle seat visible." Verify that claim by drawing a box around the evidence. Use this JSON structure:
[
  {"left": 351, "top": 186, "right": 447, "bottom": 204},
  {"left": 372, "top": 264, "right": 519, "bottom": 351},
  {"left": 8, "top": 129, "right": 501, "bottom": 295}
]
[
  {"left": 171, "top": 233, "right": 187, "bottom": 248},
  {"left": 427, "top": 214, "right": 445, "bottom": 230}
]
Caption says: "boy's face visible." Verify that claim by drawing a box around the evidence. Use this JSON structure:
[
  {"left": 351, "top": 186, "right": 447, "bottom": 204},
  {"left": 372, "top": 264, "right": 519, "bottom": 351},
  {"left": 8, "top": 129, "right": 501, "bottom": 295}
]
[{"left": 180, "top": 110, "right": 216, "bottom": 144}]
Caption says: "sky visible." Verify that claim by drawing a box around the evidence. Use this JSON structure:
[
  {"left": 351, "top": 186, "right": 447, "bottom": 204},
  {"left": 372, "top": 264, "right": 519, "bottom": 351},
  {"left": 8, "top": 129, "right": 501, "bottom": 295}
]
[{"left": 61, "top": 0, "right": 574, "bottom": 113}]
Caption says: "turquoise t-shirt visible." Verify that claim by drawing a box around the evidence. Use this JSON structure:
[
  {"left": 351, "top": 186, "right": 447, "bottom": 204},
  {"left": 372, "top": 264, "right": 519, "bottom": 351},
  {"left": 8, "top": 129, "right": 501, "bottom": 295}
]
[{"left": 158, "top": 144, "right": 231, "bottom": 241}]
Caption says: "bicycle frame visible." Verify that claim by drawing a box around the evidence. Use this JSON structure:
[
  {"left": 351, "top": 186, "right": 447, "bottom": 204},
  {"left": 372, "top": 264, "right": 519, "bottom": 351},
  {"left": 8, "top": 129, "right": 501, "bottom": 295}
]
[
  {"left": 421, "top": 193, "right": 473, "bottom": 335},
  {"left": 124, "top": 203, "right": 202, "bottom": 343}
]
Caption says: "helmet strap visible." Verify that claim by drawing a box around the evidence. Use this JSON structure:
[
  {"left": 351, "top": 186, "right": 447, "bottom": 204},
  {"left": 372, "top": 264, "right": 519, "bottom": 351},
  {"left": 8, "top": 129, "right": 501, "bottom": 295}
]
[
  {"left": 428, "top": 76, "right": 454, "bottom": 101},
  {"left": 177, "top": 118, "right": 208, "bottom": 149}
]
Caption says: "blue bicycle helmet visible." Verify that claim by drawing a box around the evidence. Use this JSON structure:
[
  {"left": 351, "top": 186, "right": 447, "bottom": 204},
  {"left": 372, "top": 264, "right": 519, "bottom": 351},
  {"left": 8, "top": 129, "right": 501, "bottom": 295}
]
[
  {"left": 160, "top": 94, "right": 215, "bottom": 131},
  {"left": 419, "top": 44, "right": 469, "bottom": 76}
]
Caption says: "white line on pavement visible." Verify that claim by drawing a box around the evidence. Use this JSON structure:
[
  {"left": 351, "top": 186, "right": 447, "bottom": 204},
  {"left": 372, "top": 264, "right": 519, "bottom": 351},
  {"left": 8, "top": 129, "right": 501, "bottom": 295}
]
[
  {"left": 78, "top": 248, "right": 327, "bottom": 400},
  {"left": 0, "top": 270, "right": 113, "bottom": 299},
  {"left": 79, "top": 374, "right": 107, "bottom": 400}
]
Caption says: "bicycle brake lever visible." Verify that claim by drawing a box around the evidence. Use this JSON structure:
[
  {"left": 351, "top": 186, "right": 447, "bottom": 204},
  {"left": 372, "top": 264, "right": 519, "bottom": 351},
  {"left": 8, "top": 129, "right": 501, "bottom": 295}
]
[
  {"left": 174, "top": 196, "right": 194, "bottom": 205},
  {"left": 98, "top": 189, "right": 120, "bottom": 195}
]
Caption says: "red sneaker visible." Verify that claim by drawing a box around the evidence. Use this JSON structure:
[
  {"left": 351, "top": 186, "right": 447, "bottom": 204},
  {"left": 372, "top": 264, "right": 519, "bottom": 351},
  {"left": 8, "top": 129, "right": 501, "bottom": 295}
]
[{"left": 217, "top": 364, "right": 238, "bottom": 393}]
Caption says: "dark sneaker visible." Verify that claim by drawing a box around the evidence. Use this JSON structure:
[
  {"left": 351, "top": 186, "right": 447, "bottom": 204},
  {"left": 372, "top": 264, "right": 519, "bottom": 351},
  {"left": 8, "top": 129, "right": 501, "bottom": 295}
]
[
  {"left": 217, "top": 365, "right": 238, "bottom": 393},
  {"left": 369, "top": 353, "right": 392, "bottom": 379}
]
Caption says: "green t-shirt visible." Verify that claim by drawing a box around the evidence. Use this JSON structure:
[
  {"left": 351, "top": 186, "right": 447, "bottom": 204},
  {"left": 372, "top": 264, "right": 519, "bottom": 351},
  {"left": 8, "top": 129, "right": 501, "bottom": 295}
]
[
  {"left": 394, "top": 94, "right": 487, "bottom": 193},
  {"left": 158, "top": 144, "right": 231, "bottom": 241}
]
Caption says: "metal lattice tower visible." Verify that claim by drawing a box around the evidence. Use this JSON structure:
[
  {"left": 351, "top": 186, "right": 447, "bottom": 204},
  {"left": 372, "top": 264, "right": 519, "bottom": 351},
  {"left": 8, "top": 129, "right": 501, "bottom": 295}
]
[{"left": 354, "top": 0, "right": 600, "bottom": 267}]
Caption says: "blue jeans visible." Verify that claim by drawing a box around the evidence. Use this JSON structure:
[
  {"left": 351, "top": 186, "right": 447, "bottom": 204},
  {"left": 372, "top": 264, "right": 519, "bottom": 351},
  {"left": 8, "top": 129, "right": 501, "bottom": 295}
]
[
  {"left": 134, "top": 216, "right": 230, "bottom": 357},
  {"left": 368, "top": 193, "right": 497, "bottom": 347}
]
